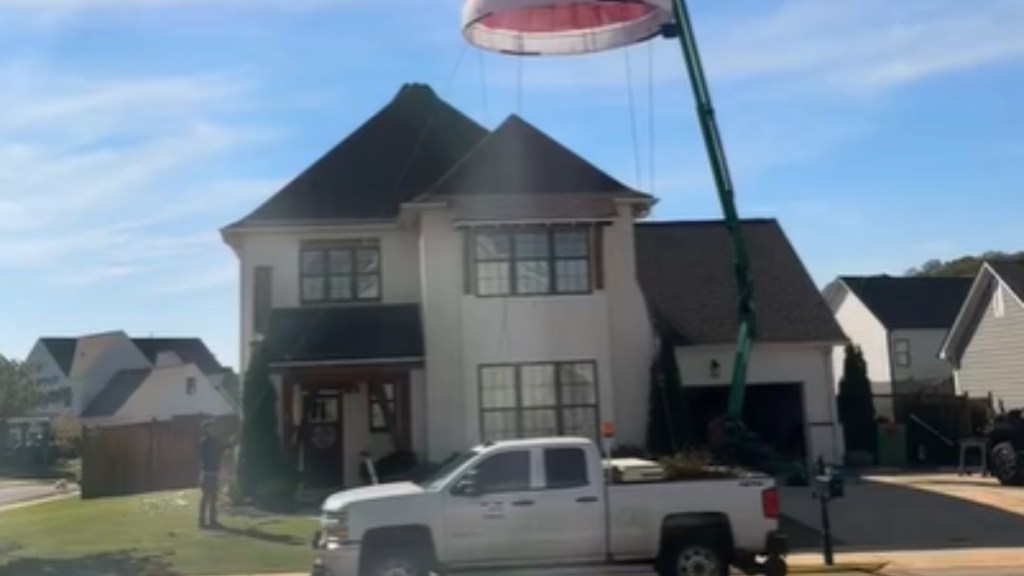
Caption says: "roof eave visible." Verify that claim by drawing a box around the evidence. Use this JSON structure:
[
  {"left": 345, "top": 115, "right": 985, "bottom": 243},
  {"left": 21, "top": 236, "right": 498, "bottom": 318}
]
[{"left": 939, "top": 264, "right": 995, "bottom": 363}]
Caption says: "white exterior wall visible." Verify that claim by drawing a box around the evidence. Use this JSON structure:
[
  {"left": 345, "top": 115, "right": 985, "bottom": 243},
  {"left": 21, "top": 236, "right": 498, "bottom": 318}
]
[
  {"left": 24, "top": 342, "right": 73, "bottom": 417},
  {"left": 87, "top": 364, "right": 234, "bottom": 427},
  {"left": 601, "top": 208, "right": 655, "bottom": 447},
  {"left": 419, "top": 207, "right": 651, "bottom": 460},
  {"left": 830, "top": 289, "right": 891, "bottom": 395},
  {"left": 74, "top": 333, "right": 150, "bottom": 415},
  {"left": 236, "top": 226, "right": 422, "bottom": 370},
  {"left": 419, "top": 209, "right": 467, "bottom": 461},
  {"left": 672, "top": 343, "right": 843, "bottom": 465},
  {"left": 890, "top": 328, "right": 953, "bottom": 384}
]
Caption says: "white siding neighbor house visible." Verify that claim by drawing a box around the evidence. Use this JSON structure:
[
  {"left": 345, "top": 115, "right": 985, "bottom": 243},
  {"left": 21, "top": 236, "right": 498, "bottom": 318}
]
[
  {"left": 940, "top": 261, "right": 1024, "bottom": 411},
  {"left": 823, "top": 276, "right": 972, "bottom": 404},
  {"left": 222, "top": 83, "right": 847, "bottom": 488},
  {"left": 16, "top": 333, "right": 236, "bottom": 435}
]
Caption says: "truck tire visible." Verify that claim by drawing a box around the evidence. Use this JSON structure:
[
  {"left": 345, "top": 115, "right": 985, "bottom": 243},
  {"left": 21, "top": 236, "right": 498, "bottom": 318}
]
[
  {"left": 362, "top": 548, "right": 428, "bottom": 576},
  {"left": 991, "top": 441, "right": 1024, "bottom": 486},
  {"left": 762, "top": 555, "right": 787, "bottom": 576},
  {"left": 660, "top": 540, "right": 727, "bottom": 576}
]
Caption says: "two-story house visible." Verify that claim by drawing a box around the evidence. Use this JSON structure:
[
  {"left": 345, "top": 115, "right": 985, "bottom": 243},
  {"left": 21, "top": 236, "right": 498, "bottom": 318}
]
[
  {"left": 940, "top": 261, "right": 1024, "bottom": 410},
  {"left": 222, "top": 83, "right": 846, "bottom": 488},
  {"left": 823, "top": 276, "right": 973, "bottom": 409}
]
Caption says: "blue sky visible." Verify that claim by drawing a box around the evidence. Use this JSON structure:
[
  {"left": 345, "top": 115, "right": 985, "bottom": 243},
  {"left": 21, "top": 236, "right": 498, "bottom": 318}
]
[{"left": 2, "top": 0, "right": 1023, "bottom": 369}]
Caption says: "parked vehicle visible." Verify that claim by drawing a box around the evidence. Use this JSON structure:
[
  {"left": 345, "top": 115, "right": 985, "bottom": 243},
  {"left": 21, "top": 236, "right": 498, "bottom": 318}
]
[
  {"left": 988, "top": 410, "right": 1024, "bottom": 485},
  {"left": 312, "top": 437, "right": 787, "bottom": 576}
]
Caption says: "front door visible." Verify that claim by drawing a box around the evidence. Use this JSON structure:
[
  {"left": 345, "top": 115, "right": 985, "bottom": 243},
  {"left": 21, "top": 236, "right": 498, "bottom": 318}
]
[{"left": 302, "top": 392, "right": 343, "bottom": 488}]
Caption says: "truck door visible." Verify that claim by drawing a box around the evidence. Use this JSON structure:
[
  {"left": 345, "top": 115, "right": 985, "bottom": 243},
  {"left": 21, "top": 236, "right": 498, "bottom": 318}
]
[
  {"left": 530, "top": 446, "right": 605, "bottom": 562},
  {"left": 442, "top": 448, "right": 540, "bottom": 566}
]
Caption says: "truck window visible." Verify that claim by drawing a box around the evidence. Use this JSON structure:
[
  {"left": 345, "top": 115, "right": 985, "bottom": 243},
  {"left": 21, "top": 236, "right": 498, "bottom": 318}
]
[
  {"left": 544, "top": 447, "right": 588, "bottom": 489},
  {"left": 475, "top": 450, "right": 530, "bottom": 493}
]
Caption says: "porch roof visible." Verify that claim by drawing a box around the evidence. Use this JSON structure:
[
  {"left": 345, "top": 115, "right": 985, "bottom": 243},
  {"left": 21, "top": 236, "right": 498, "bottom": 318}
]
[{"left": 263, "top": 304, "right": 424, "bottom": 367}]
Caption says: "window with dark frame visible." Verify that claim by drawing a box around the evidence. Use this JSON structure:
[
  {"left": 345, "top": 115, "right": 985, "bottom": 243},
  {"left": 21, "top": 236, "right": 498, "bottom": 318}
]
[
  {"left": 479, "top": 361, "right": 598, "bottom": 441},
  {"left": 472, "top": 450, "right": 531, "bottom": 494},
  {"left": 300, "top": 240, "right": 381, "bottom": 304},
  {"left": 473, "top": 227, "right": 591, "bottom": 296},
  {"left": 368, "top": 382, "right": 395, "bottom": 433},
  {"left": 186, "top": 377, "right": 197, "bottom": 396},
  {"left": 894, "top": 338, "right": 911, "bottom": 367}
]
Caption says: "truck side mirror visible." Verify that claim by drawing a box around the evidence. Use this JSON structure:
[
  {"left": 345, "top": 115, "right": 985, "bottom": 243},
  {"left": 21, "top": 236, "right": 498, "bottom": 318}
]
[{"left": 452, "top": 474, "right": 481, "bottom": 497}]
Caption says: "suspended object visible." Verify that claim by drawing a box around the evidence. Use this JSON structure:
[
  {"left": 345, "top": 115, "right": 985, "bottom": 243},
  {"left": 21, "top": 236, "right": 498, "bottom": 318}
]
[{"left": 461, "top": 0, "right": 675, "bottom": 56}]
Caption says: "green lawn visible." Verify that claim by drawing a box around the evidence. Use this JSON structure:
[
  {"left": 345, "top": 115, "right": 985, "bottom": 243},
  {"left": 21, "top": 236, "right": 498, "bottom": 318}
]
[{"left": 0, "top": 489, "right": 318, "bottom": 575}]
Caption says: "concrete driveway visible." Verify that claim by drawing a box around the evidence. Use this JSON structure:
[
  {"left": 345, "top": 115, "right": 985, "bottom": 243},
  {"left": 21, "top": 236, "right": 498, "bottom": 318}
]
[{"left": 781, "top": 472, "right": 1024, "bottom": 551}]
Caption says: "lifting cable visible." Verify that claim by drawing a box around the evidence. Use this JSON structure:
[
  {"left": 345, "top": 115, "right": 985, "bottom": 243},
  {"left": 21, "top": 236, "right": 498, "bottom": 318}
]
[
  {"left": 647, "top": 40, "right": 657, "bottom": 195},
  {"left": 623, "top": 45, "right": 642, "bottom": 189}
]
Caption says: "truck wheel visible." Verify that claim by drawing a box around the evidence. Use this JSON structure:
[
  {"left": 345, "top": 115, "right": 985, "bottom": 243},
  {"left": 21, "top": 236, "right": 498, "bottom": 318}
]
[
  {"left": 991, "top": 442, "right": 1024, "bottom": 486},
  {"left": 662, "top": 541, "right": 727, "bottom": 576},
  {"left": 762, "top": 555, "right": 787, "bottom": 576},
  {"left": 363, "top": 550, "right": 427, "bottom": 576}
]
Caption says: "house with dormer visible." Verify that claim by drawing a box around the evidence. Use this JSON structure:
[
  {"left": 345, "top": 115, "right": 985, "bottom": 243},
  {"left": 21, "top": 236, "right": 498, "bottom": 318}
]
[{"left": 222, "top": 83, "right": 846, "bottom": 488}]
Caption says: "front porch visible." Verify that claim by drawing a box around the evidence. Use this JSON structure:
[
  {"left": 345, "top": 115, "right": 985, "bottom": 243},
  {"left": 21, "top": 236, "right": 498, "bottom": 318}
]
[
  {"left": 260, "top": 302, "right": 428, "bottom": 490},
  {"left": 277, "top": 364, "right": 424, "bottom": 489}
]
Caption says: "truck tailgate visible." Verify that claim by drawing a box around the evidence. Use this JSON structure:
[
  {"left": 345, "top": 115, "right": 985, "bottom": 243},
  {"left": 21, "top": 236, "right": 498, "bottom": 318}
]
[{"left": 607, "top": 476, "right": 778, "bottom": 557}]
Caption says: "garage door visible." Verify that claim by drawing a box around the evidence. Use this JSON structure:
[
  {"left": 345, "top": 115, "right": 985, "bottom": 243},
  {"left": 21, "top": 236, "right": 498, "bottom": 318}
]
[{"left": 686, "top": 382, "right": 807, "bottom": 461}]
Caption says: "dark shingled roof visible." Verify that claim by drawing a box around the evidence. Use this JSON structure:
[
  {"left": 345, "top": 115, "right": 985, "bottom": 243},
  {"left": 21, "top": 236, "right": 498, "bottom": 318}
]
[
  {"left": 263, "top": 304, "right": 424, "bottom": 365},
  {"left": 840, "top": 275, "right": 972, "bottom": 330},
  {"left": 40, "top": 338, "right": 76, "bottom": 376},
  {"left": 422, "top": 114, "right": 647, "bottom": 200},
  {"left": 228, "top": 84, "right": 488, "bottom": 225},
  {"left": 81, "top": 368, "right": 151, "bottom": 417},
  {"left": 132, "top": 338, "right": 223, "bottom": 375},
  {"left": 636, "top": 219, "right": 846, "bottom": 345},
  {"left": 989, "top": 261, "right": 1024, "bottom": 299}
]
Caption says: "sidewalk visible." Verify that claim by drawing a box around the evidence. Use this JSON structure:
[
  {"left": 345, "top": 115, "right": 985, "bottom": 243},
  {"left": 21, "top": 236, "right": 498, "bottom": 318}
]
[{"left": 789, "top": 547, "right": 1024, "bottom": 572}]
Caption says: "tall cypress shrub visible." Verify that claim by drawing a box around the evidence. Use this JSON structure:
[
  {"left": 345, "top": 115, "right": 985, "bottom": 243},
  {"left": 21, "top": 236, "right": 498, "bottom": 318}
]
[{"left": 837, "top": 344, "right": 877, "bottom": 456}]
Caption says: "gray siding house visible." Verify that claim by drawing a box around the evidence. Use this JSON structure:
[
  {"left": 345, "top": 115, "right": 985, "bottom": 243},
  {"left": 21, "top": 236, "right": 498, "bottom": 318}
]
[{"left": 940, "top": 261, "right": 1024, "bottom": 411}]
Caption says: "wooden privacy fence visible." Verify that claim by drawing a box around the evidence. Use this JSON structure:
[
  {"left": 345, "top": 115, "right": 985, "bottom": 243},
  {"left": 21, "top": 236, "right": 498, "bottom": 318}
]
[
  {"left": 80, "top": 415, "right": 238, "bottom": 499},
  {"left": 873, "top": 392, "right": 992, "bottom": 466}
]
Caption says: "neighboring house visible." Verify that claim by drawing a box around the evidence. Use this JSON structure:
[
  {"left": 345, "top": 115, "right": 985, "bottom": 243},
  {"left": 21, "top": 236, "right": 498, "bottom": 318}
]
[
  {"left": 940, "top": 261, "right": 1024, "bottom": 410},
  {"left": 222, "top": 83, "right": 846, "bottom": 488},
  {"left": 823, "top": 276, "right": 972, "bottom": 401},
  {"left": 19, "top": 332, "right": 236, "bottom": 432},
  {"left": 80, "top": 359, "right": 236, "bottom": 427}
]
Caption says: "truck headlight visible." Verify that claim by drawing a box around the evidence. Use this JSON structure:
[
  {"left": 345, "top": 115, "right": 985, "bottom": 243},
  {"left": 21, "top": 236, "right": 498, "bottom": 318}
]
[{"left": 321, "top": 511, "right": 349, "bottom": 542}]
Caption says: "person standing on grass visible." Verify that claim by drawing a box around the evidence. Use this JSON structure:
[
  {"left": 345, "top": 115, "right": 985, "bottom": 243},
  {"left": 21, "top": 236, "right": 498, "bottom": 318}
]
[{"left": 199, "top": 420, "right": 232, "bottom": 529}]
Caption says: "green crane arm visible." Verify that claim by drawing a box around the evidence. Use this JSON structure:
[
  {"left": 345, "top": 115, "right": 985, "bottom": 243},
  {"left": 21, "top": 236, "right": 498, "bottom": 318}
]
[{"left": 667, "top": 0, "right": 757, "bottom": 418}]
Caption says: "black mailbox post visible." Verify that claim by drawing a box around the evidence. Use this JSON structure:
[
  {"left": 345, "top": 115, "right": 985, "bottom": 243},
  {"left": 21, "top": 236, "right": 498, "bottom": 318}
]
[{"left": 811, "top": 464, "right": 844, "bottom": 566}]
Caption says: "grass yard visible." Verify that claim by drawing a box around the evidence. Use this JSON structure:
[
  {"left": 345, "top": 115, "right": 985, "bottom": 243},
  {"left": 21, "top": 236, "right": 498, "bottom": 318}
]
[{"left": 0, "top": 489, "right": 318, "bottom": 575}]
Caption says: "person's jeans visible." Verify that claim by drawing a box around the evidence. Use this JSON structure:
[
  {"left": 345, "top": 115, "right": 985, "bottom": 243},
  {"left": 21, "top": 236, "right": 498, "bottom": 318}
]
[{"left": 199, "top": 471, "right": 220, "bottom": 527}]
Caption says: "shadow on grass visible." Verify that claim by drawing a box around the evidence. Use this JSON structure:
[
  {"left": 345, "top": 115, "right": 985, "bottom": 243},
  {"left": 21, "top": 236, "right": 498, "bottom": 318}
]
[
  {"left": 215, "top": 523, "right": 306, "bottom": 546},
  {"left": 782, "top": 476, "right": 1024, "bottom": 552},
  {"left": 0, "top": 550, "right": 177, "bottom": 576}
]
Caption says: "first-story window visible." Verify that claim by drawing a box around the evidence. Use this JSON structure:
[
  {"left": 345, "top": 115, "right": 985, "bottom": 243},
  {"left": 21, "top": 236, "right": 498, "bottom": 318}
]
[
  {"left": 368, "top": 382, "right": 395, "bottom": 433},
  {"left": 479, "top": 361, "right": 598, "bottom": 441}
]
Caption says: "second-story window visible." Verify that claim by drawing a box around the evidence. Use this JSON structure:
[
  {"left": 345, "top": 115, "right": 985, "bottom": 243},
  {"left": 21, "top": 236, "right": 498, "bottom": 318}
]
[
  {"left": 474, "top": 227, "right": 591, "bottom": 296},
  {"left": 301, "top": 240, "right": 381, "bottom": 304},
  {"left": 894, "top": 338, "right": 911, "bottom": 367}
]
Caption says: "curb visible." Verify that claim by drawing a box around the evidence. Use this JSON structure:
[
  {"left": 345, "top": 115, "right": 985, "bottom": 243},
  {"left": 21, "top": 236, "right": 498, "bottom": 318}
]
[
  {"left": 0, "top": 492, "right": 76, "bottom": 513},
  {"left": 788, "top": 563, "right": 888, "bottom": 574}
]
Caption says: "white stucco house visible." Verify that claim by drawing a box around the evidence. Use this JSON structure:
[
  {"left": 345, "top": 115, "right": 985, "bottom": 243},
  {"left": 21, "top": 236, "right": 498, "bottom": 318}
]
[
  {"left": 222, "top": 83, "right": 847, "bottom": 488},
  {"left": 16, "top": 332, "right": 238, "bottom": 438},
  {"left": 823, "top": 276, "right": 972, "bottom": 405},
  {"left": 940, "top": 261, "right": 1024, "bottom": 411}
]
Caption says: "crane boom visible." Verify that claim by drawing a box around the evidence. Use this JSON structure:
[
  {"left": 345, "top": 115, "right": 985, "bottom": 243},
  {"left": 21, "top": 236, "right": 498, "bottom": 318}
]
[{"left": 666, "top": 0, "right": 756, "bottom": 418}]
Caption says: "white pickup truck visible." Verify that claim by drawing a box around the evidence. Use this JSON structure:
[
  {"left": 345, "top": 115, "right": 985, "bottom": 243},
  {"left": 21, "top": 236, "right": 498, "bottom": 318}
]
[{"left": 312, "top": 437, "right": 788, "bottom": 576}]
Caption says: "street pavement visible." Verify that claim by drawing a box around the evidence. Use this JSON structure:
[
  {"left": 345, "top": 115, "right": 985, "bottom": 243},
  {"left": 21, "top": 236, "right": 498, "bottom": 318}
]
[
  {"left": 0, "top": 482, "right": 56, "bottom": 507},
  {"left": 882, "top": 569, "right": 1024, "bottom": 576}
]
